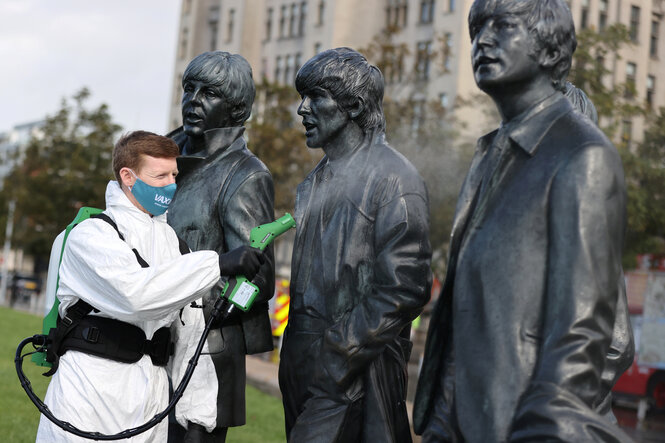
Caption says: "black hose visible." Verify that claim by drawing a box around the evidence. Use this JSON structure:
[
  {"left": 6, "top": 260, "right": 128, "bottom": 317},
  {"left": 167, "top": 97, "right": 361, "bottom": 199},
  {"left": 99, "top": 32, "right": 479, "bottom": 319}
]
[{"left": 15, "top": 297, "right": 234, "bottom": 441}]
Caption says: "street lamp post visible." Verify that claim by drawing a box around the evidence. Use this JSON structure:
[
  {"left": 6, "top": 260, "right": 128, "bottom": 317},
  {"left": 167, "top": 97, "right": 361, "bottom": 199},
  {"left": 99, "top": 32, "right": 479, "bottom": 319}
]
[{"left": 0, "top": 199, "right": 16, "bottom": 306}]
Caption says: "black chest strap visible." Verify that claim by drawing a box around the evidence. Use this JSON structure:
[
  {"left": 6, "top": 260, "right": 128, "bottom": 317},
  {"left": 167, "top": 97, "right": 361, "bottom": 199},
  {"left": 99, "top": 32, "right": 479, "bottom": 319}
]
[
  {"left": 91, "top": 213, "right": 150, "bottom": 267},
  {"left": 44, "top": 213, "right": 190, "bottom": 374}
]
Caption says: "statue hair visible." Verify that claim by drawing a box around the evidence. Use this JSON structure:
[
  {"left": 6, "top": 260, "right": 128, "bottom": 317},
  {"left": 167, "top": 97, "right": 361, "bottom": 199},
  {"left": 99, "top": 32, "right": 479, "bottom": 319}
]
[{"left": 564, "top": 81, "right": 598, "bottom": 124}]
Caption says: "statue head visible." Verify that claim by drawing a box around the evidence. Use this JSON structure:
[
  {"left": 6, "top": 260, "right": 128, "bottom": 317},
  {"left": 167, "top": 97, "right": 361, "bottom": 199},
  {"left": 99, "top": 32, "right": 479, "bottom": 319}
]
[
  {"left": 181, "top": 51, "right": 256, "bottom": 138},
  {"left": 469, "top": 0, "right": 576, "bottom": 94},
  {"left": 295, "top": 47, "right": 385, "bottom": 147},
  {"left": 564, "top": 81, "right": 598, "bottom": 124}
]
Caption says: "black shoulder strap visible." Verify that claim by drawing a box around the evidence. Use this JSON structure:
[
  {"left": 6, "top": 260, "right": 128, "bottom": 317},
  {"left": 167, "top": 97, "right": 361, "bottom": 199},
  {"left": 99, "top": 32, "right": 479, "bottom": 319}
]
[{"left": 90, "top": 213, "right": 149, "bottom": 268}]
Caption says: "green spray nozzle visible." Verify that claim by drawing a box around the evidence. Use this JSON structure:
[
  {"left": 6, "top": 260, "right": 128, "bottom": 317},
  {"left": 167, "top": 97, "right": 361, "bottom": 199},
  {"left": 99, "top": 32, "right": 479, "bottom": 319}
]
[
  {"left": 222, "top": 213, "right": 296, "bottom": 311},
  {"left": 249, "top": 213, "right": 296, "bottom": 251}
]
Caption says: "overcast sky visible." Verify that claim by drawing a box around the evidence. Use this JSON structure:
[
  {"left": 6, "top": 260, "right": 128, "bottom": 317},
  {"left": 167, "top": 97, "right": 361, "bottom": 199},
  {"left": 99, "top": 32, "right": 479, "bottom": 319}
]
[{"left": 0, "top": 0, "right": 181, "bottom": 136}]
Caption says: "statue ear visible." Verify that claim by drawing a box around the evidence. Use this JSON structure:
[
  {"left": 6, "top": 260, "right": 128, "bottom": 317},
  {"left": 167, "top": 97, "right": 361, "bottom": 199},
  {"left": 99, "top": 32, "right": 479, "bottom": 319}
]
[
  {"left": 231, "top": 104, "right": 247, "bottom": 124},
  {"left": 539, "top": 47, "right": 560, "bottom": 70},
  {"left": 347, "top": 97, "right": 365, "bottom": 120}
]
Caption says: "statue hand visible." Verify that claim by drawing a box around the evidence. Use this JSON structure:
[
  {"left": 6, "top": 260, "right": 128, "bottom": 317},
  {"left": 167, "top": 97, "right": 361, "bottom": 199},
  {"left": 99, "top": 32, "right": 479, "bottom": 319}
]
[{"left": 218, "top": 245, "right": 265, "bottom": 280}]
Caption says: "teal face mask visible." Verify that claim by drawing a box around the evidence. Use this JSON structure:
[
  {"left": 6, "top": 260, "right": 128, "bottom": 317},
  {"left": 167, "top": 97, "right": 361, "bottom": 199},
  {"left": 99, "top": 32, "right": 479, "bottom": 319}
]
[{"left": 129, "top": 170, "right": 177, "bottom": 216}]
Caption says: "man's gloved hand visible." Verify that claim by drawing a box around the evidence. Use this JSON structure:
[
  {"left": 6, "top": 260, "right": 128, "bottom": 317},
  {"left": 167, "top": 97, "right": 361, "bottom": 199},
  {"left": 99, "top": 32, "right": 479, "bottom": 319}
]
[{"left": 218, "top": 245, "right": 265, "bottom": 280}]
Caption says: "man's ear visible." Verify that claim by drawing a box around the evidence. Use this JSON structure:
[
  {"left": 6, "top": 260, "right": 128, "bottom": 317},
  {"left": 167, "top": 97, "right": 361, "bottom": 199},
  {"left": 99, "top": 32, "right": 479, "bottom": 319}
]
[
  {"left": 347, "top": 96, "right": 365, "bottom": 120},
  {"left": 118, "top": 167, "right": 135, "bottom": 189}
]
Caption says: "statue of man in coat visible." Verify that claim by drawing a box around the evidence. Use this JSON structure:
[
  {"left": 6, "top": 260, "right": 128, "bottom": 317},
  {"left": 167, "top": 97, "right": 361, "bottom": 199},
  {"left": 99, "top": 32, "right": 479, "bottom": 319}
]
[
  {"left": 413, "top": 1, "right": 633, "bottom": 442},
  {"left": 167, "top": 51, "right": 275, "bottom": 442},
  {"left": 414, "top": 0, "right": 629, "bottom": 442},
  {"left": 278, "top": 47, "right": 432, "bottom": 442}
]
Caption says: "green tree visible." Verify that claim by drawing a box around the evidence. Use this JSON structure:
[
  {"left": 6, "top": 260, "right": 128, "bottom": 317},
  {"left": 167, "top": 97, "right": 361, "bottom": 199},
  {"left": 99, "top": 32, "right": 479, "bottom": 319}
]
[
  {"left": 248, "top": 80, "right": 320, "bottom": 213},
  {"left": 621, "top": 108, "right": 665, "bottom": 268},
  {"left": 0, "top": 88, "right": 122, "bottom": 262},
  {"left": 569, "top": 24, "right": 645, "bottom": 138}
]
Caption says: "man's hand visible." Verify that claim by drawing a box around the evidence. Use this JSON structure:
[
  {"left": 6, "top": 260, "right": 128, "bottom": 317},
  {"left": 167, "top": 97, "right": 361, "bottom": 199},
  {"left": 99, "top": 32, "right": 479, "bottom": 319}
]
[{"left": 218, "top": 245, "right": 265, "bottom": 280}]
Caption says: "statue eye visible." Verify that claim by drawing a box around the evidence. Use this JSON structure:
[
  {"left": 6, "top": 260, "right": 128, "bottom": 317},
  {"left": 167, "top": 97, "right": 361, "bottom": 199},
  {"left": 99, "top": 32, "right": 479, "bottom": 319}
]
[
  {"left": 204, "top": 89, "right": 218, "bottom": 98},
  {"left": 496, "top": 18, "right": 518, "bottom": 31}
]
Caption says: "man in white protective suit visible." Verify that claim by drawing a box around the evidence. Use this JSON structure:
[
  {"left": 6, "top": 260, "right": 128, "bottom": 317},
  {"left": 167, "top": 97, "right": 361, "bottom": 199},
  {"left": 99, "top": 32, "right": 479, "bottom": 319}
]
[{"left": 36, "top": 131, "right": 265, "bottom": 442}]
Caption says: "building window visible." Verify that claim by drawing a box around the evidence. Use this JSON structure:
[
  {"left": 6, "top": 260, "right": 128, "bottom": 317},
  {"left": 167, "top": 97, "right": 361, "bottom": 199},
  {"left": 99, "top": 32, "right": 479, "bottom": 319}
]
[
  {"left": 289, "top": 3, "right": 297, "bottom": 37},
  {"left": 183, "top": 0, "right": 192, "bottom": 15},
  {"left": 401, "top": 0, "right": 408, "bottom": 27},
  {"left": 275, "top": 56, "right": 282, "bottom": 82},
  {"left": 443, "top": 32, "right": 452, "bottom": 71},
  {"left": 280, "top": 5, "right": 287, "bottom": 37},
  {"left": 386, "top": 0, "right": 397, "bottom": 27},
  {"left": 299, "top": 2, "right": 307, "bottom": 36},
  {"left": 646, "top": 75, "right": 655, "bottom": 108},
  {"left": 420, "top": 0, "right": 435, "bottom": 24},
  {"left": 396, "top": 53, "right": 404, "bottom": 82},
  {"left": 295, "top": 52, "right": 302, "bottom": 74},
  {"left": 314, "top": 42, "right": 322, "bottom": 54},
  {"left": 621, "top": 120, "right": 632, "bottom": 148},
  {"left": 386, "top": 0, "right": 409, "bottom": 28},
  {"left": 174, "top": 74, "right": 183, "bottom": 105},
  {"left": 411, "top": 100, "right": 425, "bottom": 135},
  {"left": 580, "top": 0, "right": 589, "bottom": 29},
  {"left": 630, "top": 6, "right": 640, "bottom": 42},
  {"left": 266, "top": 8, "right": 273, "bottom": 41},
  {"left": 625, "top": 62, "right": 636, "bottom": 98},
  {"left": 285, "top": 55, "right": 293, "bottom": 84},
  {"left": 651, "top": 19, "right": 659, "bottom": 58},
  {"left": 448, "top": 0, "right": 455, "bottom": 13},
  {"left": 318, "top": 0, "right": 325, "bottom": 25},
  {"left": 261, "top": 58, "right": 268, "bottom": 79},
  {"left": 227, "top": 9, "right": 235, "bottom": 42},
  {"left": 599, "top": 0, "right": 608, "bottom": 30},
  {"left": 179, "top": 28, "right": 189, "bottom": 59},
  {"left": 208, "top": 6, "right": 220, "bottom": 50},
  {"left": 439, "top": 92, "right": 449, "bottom": 108},
  {"left": 416, "top": 40, "right": 432, "bottom": 80}
]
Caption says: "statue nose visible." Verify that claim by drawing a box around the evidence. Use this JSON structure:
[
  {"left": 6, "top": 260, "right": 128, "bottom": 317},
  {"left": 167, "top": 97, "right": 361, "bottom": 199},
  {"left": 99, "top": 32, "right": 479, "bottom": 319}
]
[{"left": 298, "top": 97, "right": 311, "bottom": 115}]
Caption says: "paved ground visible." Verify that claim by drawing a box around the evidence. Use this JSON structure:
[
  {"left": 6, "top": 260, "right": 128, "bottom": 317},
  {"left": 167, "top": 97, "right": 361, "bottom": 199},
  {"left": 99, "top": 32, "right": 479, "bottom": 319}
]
[{"left": 247, "top": 354, "right": 665, "bottom": 443}]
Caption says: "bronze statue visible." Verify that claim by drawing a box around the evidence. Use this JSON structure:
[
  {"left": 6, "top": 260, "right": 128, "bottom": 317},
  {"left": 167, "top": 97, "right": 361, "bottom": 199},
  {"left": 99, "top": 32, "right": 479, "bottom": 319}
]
[
  {"left": 166, "top": 51, "right": 275, "bottom": 442},
  {"left": 413, "top": 1, "right": 633, "bottom": 441},
  {"left": 278, "top": 48, "right": 432, "bottom": 442}
]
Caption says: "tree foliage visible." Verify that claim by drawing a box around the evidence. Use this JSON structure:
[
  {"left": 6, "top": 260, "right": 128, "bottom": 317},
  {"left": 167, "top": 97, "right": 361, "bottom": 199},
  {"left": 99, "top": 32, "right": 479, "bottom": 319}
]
[
  {"left": 569, "top": 24, "right": 645, "bottom": 137},
  {"left": 248, "top": 80, "right": 320, "bottom": 213},
  {"left": 621, "top": 108, "right": 665, "bottom": 268},
  {"left": 0, "top": 88, "right": 122, "bottom": 262}
]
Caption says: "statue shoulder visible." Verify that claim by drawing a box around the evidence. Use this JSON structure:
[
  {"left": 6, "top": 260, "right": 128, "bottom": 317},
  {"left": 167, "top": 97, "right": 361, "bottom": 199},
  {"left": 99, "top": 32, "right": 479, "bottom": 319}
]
[
  {"left": 238, "top": 145, "right": 272, "bottom": 177},
  {"left": 165, "top": 126, "right": 188, "bottom": 150}
]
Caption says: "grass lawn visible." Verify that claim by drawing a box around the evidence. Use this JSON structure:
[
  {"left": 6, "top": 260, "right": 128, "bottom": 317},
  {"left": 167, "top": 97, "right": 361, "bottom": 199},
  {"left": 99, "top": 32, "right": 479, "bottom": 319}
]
[{"left": 1, "top": 306, "right": 286, "bottom": 442}]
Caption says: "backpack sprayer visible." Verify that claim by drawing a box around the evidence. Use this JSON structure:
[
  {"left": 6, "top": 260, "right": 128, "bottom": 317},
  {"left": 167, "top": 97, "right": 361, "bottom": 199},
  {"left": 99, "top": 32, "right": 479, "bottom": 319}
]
[{"left": 15, "top": 210, "right": 296, "bottom": 440}]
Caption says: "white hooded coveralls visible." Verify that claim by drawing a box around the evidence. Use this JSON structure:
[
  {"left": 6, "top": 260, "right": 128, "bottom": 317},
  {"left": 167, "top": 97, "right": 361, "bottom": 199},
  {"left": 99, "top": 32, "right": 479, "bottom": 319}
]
[{"left": 37, "top": 181, "right": 221, "bottom": 442}]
